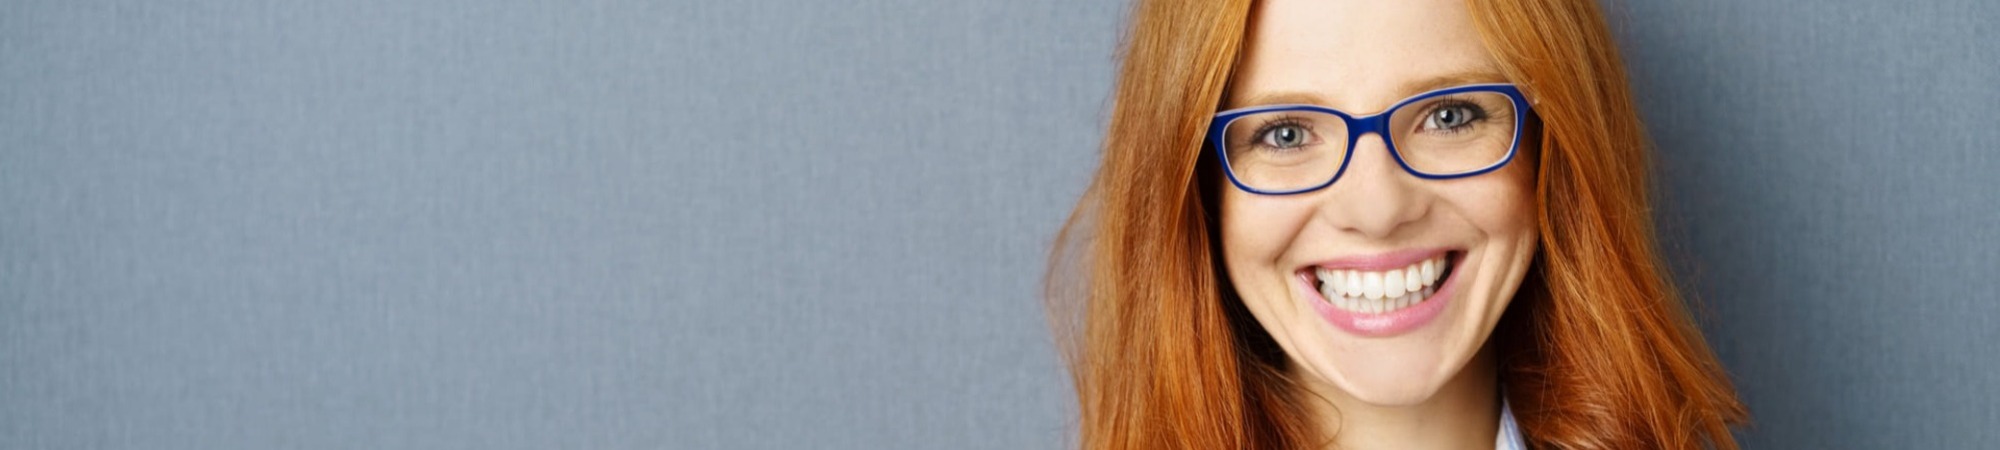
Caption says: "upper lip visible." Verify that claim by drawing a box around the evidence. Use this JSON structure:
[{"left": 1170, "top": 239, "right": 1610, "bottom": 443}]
[{"left": 1298, "top": 248, "right": 1456, "bottom": 272}]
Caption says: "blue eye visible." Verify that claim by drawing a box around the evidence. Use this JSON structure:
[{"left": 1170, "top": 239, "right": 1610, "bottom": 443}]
[
  {"left": 1255, "top": 121, "right": 1313, "bottom": 150},
  {"left": 1264, "top": 123, "right": 1312, "bottom": 148},
  {"left": 1421, "top": 101, "right": 1487, "bottom": 132}
]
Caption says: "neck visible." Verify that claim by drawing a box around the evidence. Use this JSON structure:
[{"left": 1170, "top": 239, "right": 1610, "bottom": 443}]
[{"left": 1298, "top": 346, "right": 1501, "bottom": 450}]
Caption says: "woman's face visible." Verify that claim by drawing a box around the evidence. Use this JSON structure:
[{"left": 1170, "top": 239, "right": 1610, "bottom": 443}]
[{"left": 1219, "top": 0, "right": 1538, "bottom": 406}]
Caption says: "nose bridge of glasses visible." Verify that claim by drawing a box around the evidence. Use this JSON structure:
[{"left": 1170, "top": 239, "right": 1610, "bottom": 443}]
[
  {"left": 1343, "top": 112, "right": 1404, "bottom": 169},
  {"left": 1340, "top": 122, "right": 1402, "bottom": 182}
]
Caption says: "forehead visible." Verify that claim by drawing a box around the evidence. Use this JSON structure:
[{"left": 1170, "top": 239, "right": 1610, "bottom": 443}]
[{"left": 1224, "top": 0, "right": 1506, "bottom": 112}]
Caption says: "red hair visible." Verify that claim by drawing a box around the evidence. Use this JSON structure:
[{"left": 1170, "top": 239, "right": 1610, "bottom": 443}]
[{"left": 1045, "top": 0, "right": 1748, "bottom": 448}]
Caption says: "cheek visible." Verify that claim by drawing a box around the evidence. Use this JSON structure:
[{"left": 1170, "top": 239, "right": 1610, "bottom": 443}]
[
  {"left": 1457, "top": 155, "right": 1537, "bottom": 237},
  {"left": 1218, "top": 188, "right": 1296, "bottom": 274},
  {"left": 1217, "top": 187, "right": 1318, "bottom": 311}
]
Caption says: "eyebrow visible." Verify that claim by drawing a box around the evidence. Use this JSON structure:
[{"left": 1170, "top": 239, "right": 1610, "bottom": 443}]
[{"left": 1232, "top": 70, "right": 1511, "bottom": 111}]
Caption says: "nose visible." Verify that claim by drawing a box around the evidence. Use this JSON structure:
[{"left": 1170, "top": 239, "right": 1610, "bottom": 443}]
[{"left": 1318, "top": 133, "right": 1429, "bottom": 239}]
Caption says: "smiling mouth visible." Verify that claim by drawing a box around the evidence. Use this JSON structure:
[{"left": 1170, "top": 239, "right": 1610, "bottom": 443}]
[{"left": 1308, "top": 252, "right": 1459, "bottom": 314}]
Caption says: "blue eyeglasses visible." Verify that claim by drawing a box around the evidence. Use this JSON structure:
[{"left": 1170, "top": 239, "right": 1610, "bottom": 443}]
[{"left": 1207, "top": 83, "right": 1534, "bottom": 195}]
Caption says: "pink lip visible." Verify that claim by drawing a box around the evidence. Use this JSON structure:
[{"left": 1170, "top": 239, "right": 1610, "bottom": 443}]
[
  {"left": 1298, "top": 248, "right": 1454, "bottom": 272},
  {"left": 1297, "top": 251, "right": 1461, "bottom": 337}
]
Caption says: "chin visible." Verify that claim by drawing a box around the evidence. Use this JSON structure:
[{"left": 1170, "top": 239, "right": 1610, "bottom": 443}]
[{"left": 1295, "top": 324, "right": 1466, "bottom": 407}]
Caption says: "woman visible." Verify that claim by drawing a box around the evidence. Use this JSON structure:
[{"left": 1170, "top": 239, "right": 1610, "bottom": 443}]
[{"left": 1045, "top": 0, "right": 1748, "bottom": 448}]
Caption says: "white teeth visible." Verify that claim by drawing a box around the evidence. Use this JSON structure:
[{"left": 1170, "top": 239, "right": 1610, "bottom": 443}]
[
  {"left": 1334, "top": 270, "right": 1352, "bottom": 297},
  {"left": 1310, "top": 254, "right": 1452, "bottom": 314},
  {"left": 1383, "top": 270, "right": 1406, "bottom": 300},
  {"left": 1361, "top": 272, "right": 1384, "bottom": 299}
]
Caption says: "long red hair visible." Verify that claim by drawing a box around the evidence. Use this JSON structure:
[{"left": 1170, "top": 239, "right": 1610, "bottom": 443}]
[{"left": 1045, "top": 0, "right": 1749, "bottom": 448}]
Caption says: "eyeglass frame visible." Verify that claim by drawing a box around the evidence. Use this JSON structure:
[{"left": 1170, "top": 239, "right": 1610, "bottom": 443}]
[{"left": 1206, "top": 83, "right": 1536, "bottom": 196}]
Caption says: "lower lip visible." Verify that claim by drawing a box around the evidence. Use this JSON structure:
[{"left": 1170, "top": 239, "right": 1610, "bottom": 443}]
[{"left": 1301, "top": 260, "right": 1459, "bottom": 337}]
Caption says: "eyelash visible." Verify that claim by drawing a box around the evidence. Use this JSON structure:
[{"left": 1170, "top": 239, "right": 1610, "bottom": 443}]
[
  {"left": 1416, "top": 98, "right": 1492, "bottom": 132},
  {"left": 1246, "top": 116, "right": 1314, "bottom": 148}
]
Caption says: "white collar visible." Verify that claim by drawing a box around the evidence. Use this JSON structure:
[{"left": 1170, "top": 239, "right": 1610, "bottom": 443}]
[{"left": 1496, "top": 397, "right": 1528, "bottom": 450}]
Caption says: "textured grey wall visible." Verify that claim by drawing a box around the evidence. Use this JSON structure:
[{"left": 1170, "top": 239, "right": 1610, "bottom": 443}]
[
  {"left": 2, "top": 1, "right": 1114, "bottom": 448},
  {"left": 1611, "top": 1, "right": 2000, "bottom": 448},
  {"left": 2, "top": 0, "right": 1995, "bottom": 449}
]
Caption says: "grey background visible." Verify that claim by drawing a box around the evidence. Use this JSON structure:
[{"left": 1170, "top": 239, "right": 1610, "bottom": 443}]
[
  {"left": 1616, "top": 0, "right": 2000, "bottom": 448},
  {"left": 1, "top": 0, "right": 1993, "bottom": 449}
]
